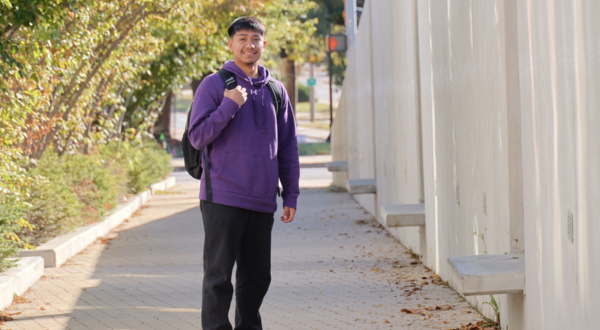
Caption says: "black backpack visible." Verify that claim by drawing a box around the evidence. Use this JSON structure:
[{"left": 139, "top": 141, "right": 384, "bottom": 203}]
[{"left": 182, "top": 69, "right": 283, "bottom": 181}]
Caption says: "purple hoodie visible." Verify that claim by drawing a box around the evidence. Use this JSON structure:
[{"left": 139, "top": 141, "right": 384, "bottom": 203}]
[{"left": 188, "top": 61, "right": 300, "bottom": 213}]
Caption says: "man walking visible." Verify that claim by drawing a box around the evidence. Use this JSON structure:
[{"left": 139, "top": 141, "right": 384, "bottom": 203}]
[{"left": 188, "top": 17, "right": 300, "bottom": 330}]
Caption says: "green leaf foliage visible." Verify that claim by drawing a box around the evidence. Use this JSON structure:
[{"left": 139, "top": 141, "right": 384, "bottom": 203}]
[
  {"left": 298, "top": 83, "right": 310, "bottom": 102},
  {"left": 13, "top": 140, "right": 171, "bottom": 257},
  {"left": 100, "top": 139, "right": 173, "bottom": 194},
  {"left": 1, "top": 0, "right": 317, "bottom": 158}
]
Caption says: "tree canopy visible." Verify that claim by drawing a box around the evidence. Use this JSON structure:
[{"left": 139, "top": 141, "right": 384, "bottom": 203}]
[{"left": 1, "top": 0, "right": 317, "bottom": 160}]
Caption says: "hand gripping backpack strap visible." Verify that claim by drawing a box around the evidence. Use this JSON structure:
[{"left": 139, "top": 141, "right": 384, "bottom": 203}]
[
  {"left": 219, "top": 69, "right": 282, "bottom": 114},
  {"left": 217, "top": 69, "right": 238, "bottom": 90}
]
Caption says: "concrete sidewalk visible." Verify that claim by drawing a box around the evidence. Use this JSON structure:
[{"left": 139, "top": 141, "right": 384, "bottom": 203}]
[
  {"left": 2, "top": 165, "right": 485, "bottom": 330},
  {"left": 296, "top": 125, "right": 330, "bottom": 141}
]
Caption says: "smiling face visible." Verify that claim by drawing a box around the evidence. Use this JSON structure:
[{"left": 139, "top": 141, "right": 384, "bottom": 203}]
[{"left": 228, "top": 29, "right": 267, "bottom": 66}]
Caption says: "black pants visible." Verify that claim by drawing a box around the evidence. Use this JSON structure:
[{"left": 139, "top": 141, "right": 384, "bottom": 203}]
[{"left": 200, "top": 200, "right": 274, "bottom": 330}]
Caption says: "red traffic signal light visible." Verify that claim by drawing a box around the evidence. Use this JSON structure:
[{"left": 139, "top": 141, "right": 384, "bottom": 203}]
[{"left": 327, "top": 34, "right": 347, "bottom": 52}]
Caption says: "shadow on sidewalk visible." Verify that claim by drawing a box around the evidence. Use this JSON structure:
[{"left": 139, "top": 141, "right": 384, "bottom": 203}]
[{"left": 64, "top": 207, "right": 205, "bottom": 329}]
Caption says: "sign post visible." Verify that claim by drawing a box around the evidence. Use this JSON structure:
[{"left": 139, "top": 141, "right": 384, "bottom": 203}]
[
  {"left": 308, "top": 65, "right": 316, "bottom": 122},
  {"left": 326, "top": 34, "right": 347, "bottom": 136}
]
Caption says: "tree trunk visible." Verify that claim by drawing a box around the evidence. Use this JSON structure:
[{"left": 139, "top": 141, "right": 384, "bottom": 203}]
[
  {"left": 154, "top": 90, "right": 172, "bottom": 142},
  {"left": 191, "top": 78, "right": 202, "bottom": 96},
  {"left": 281, "top": 58, "right": 297, "bottom": 117}
]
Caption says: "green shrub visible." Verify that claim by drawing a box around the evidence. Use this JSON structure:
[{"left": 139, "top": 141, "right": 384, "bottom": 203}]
[
  {"left": 127, "top": 140, "right": 173, "bottom": 193},
  {"left": 298, "top": 83, "right": 310, "bottom": 102},
  {"left": 101, "top": 139, "right": 173, "bottom": 194},
  {"left": 3, "top": 139, "right": 172, "bottom": 264},
  {"left": 23, "top": 149, "right": 118, "bottom": 244},
  {"left": 24, "top": 165, "right": 84, "bottom": 245},
  {"left": 297, "top": 142, "right": 331, "bottom": 156},
  {"left": 0, "top": 148, "right": 35, "bottom": 271},
  {"left": 64, "top": 153, "right": 122, "bottom": 221},
  {"left": 0, "top": 196, "right": 29, "bottom": 271}
]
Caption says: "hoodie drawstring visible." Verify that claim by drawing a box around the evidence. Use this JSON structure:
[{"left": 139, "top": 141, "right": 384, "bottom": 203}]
[
  {"left": 245, "top": 76, "right": 261, "bottom": 132},
  {"left": 261, "top": 85, "right": 267, "bottom": 135},
  {"left": 248, "top": 77, "right": 267, "bottom": 135}
]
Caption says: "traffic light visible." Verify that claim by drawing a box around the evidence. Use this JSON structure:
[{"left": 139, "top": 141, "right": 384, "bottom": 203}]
[{"left": 327, "top": 34, "right": 347, "bottom": 53}]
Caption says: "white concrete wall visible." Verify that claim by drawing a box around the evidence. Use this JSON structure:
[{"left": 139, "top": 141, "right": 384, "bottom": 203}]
[
  {"left": 416, "top": 2, "right": 524, "bottom": 327},
  {"left": 333, "top": 1, "right": 600, "bottom": 328},
  {"left": 343, "top": 0, "right": 377, "bottom": 216},
  {"left": 369, "top": 0, "right": 424, "bottom": 258},
  {"left": 331, "top": 90, "right": 348, "bottom": 189},
  {"left": 517, "top": 1, "right": 600, "bottom": 329}
]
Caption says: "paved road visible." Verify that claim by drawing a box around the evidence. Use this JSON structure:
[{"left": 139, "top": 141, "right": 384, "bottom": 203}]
[{"left": 3, "top": 164, "right": 484, "bottom": 330}]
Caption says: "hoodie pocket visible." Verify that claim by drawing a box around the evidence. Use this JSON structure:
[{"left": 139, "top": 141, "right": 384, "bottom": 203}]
[{"left": 216, "top": 151, "right": 278, "bottom": 200}]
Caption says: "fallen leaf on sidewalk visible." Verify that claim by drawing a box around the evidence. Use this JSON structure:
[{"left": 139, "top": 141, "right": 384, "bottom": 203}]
[
  {"left": 12, "top": 295, "right": 29, "bottom": 304},
  {"left": 0, "top": 311, "right": 13, "bottom": 321},
  {"left": 435, "top": 305, "right": 454, "bottom": 310},
  {"left": 400, "top": 308, "right": 427, "bottom": 316},
  {"left": 422, "top": 305, "right": 454, "bottom": 311}
]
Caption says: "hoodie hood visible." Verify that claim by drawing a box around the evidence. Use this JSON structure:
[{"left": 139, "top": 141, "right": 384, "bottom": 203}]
[
  {"left": 222, "top": 61, "right": 272, "bottom": 134},
  {"left": 222, "top": 60, "right": 271, "bottom": 86}
]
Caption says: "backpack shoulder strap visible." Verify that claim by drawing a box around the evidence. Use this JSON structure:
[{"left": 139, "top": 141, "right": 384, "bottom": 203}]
[
  {"left": 217, "top": 69, "right": 238, "bottom": 90},
  {"left": 218, "top": 70, "right": 283, "bottom": 115},
  {"left": 184, "top": 99, "right": 193, "bottom": 131},
  {"left": 266, "top": 78, "right": 283, "bottom": 116}
]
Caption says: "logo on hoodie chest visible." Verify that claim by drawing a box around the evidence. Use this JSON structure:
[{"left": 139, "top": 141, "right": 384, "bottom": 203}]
[{"left": 250, "top": 89, "right": 258, "bottom": 95}]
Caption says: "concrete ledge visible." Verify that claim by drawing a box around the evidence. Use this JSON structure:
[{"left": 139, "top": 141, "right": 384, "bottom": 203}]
[
  {"left": 150, "top": 176, "right": 176, "bottom": 194},
  {"left": 0, "top": 257, "right": 44, "bottom": 310},
  {"left": 347, "top": 178, "right": 377, "bottom": 194},
  {"left": 447, "top": 253, "right": 525, "bottom": 296},
  {"left": 381, "top": 204, "right": 425, "bottom": 227},
  {"left": 18, "top": 177, "right": 176, "bottom": 268},
  {"left": 327, "top": 161, "right": 348, "bottom": 172}
]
